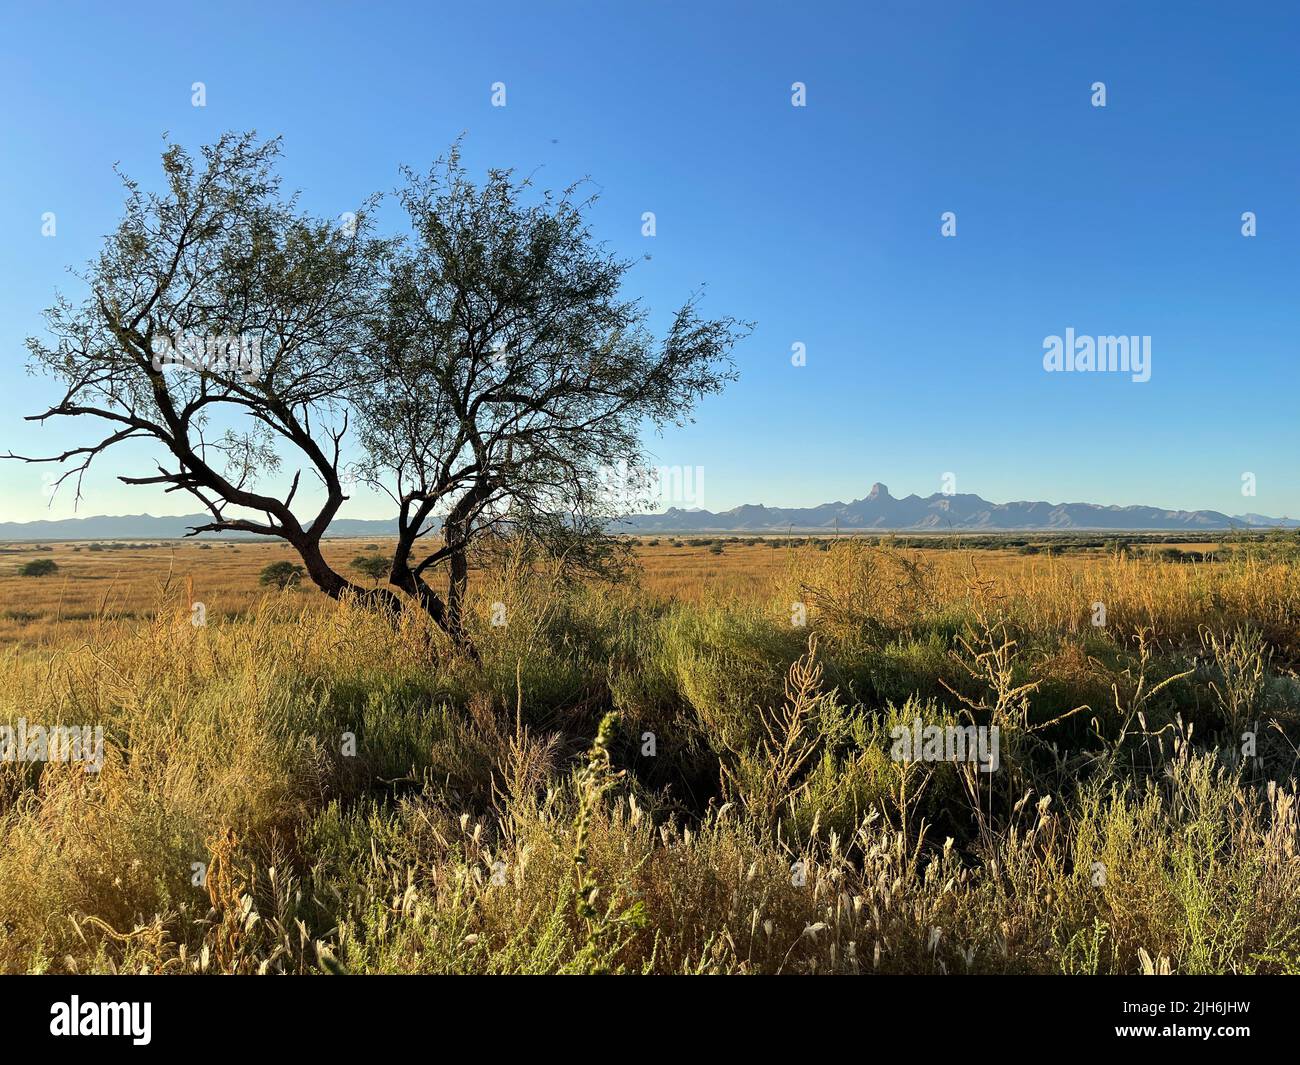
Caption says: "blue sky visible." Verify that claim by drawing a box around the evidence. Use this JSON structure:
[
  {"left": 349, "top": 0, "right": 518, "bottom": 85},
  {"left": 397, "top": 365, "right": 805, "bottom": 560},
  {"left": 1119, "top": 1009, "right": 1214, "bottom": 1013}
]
[{"left": 2, "top": 0, "right": 1297, "bottom": 523}]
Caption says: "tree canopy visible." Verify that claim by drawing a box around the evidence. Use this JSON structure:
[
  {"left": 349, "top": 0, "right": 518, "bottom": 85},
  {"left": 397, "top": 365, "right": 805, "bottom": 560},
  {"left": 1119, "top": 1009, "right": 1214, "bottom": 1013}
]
[{"left": 12, "top": 132, "right": 749, "bottom": 655}]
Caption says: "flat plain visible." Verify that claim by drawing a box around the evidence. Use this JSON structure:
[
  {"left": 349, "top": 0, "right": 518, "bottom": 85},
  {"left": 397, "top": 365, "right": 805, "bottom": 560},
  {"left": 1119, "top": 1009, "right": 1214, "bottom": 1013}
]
[{"left": 2, "top": 533, "right": 1298, "bottom": 974}]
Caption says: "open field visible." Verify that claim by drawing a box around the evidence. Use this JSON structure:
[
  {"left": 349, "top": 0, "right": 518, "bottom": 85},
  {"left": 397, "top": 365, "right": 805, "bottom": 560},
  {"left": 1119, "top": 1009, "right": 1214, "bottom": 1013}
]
[
  {"left": 0, "top": 532, "right": 1250, "bottom": 643},
  {"left": 3, "top": 535, "right": 1300, "bottom": 974}
]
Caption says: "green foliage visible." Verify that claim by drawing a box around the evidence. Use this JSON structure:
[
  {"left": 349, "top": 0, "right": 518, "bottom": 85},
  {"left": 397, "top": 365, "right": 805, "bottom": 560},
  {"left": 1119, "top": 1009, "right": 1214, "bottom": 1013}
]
[
  {"left": 258, "top": 561, "right": 304, "bottom": 589},
  {"left": 349, "top": 554, "right": 390, "bottom": 582},
  {"left": 19, "top": 559, "right": 58, "bottom": 577}
]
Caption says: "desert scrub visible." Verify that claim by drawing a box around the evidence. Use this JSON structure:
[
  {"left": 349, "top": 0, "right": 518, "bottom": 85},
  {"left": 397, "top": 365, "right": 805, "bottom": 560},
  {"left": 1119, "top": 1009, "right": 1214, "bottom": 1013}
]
[{"left": 2, "top": 552, "right": 1300, "bottom": 972}]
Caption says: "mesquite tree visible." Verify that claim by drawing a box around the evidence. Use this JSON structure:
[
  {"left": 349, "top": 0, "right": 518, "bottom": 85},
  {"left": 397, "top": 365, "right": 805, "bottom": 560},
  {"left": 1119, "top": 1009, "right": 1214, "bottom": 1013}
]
[{"left": 11, "top": 133, "right": 747, "bottom": 655}]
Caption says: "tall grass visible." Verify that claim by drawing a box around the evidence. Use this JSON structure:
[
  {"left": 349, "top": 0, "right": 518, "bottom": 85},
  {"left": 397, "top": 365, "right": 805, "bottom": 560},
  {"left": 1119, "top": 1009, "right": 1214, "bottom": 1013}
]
[{"left": 1, "top": 542, "right": 1299, "bottom": 973}]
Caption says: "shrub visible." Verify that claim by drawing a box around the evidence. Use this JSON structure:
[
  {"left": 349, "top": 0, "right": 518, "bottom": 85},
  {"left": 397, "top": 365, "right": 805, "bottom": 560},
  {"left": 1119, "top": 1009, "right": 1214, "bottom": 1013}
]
[
  {"left": 258, "top": 561, "right": 305, "bottom": 589},
  {"left": 19, "top": 558, "right": 58, "bottom": 577},
  {"left": 350, "top": 555, "right": 390, "bottom": 582}
]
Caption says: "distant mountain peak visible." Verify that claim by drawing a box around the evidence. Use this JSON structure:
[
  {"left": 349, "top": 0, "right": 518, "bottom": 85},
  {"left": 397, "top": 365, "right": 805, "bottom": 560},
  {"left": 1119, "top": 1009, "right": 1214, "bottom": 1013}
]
[
  {"left": 619, "top": 485, "right": 1300, "bottom": 533},
  {"left": 2, "top": 487, "right": 1299, "bottom": 541}
]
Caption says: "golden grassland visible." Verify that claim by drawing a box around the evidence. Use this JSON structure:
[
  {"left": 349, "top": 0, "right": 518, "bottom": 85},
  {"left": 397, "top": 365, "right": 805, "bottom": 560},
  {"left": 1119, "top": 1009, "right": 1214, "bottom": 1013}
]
[
  {"left": 1, "top": 535, "right": 1299, "bottom": 974},
  {"left": 1, "top": 537, "right": 903, "bottom": 642},
  {"left": 0, "top": 535, "right": 1225, "bottom": 642}
]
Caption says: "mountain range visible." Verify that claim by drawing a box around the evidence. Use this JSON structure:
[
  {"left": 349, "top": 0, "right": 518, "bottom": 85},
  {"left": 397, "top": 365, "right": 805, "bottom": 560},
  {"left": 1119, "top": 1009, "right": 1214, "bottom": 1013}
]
[
  {"left": 0, "top": 513, "right": 399, "bottom": 541},
  {"left": 0, "top": 485, "right": 1295, "bottom": 540},
  {"left": 616, "top": 483, "right": 1298, "bottom": 532}
]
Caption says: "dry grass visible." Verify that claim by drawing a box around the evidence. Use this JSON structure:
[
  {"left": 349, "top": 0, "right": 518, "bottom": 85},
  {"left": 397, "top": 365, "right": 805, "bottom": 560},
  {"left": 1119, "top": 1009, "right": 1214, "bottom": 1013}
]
[{"left": 1, "top": 536, "right": 1299, "bottom": 973}]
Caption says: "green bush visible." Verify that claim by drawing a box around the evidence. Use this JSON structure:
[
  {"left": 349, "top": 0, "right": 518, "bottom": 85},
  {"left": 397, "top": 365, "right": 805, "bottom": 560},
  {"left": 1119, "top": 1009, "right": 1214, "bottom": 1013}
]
[
  {"left": 258, "top": 560, "right": 305, "bottom": 589},
  {"left": 350, "top": 554, "right": 390, "bottom": 581}
]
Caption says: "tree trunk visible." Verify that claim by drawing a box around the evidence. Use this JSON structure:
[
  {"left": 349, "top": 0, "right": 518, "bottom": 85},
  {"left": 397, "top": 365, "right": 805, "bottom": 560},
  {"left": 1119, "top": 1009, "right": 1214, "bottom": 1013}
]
[
  {"left": 384, "top": 537, "right": 479, "bottom": 661},
  {"left": 290, "top": 535, "right": 478, "bottom": 658},
  {"left": 445, "top": 544, "right": 478, "bottom": 661}
]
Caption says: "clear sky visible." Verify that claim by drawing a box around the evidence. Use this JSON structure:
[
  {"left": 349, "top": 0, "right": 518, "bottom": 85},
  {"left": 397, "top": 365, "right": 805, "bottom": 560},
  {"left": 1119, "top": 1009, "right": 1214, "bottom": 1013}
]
[{"left": 2, "top": 0, "right": 1297, "bottom": 524}]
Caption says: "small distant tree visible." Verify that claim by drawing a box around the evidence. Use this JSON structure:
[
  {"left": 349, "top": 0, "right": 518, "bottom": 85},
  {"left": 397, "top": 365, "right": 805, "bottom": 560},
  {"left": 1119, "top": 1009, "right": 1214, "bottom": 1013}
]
[
  {"left": 259, "top": 560, "right": 304, "bottom": 589},
  {"left": 350, "top": 554, "right": 390, "bottom": 581},
  {"left": 20, "top": 558, "right": 58, "bottom": 576},
  {"left": 10, "top": 133, "right": 747, "bottom": 658}
]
